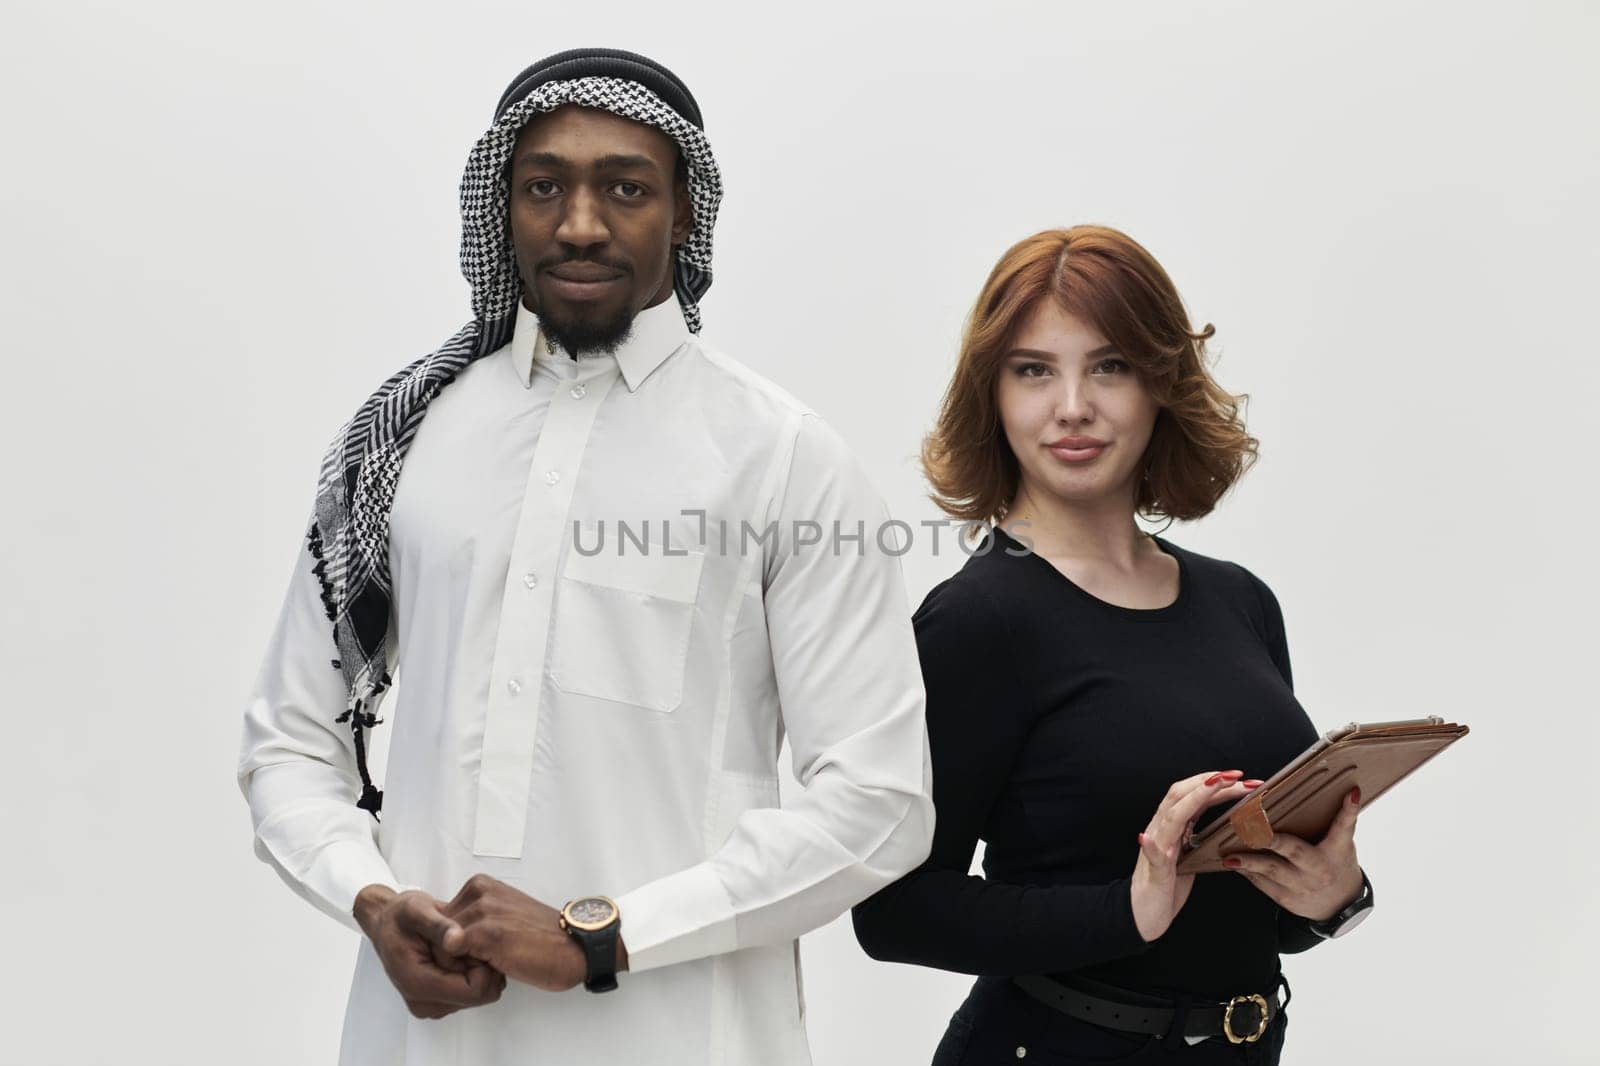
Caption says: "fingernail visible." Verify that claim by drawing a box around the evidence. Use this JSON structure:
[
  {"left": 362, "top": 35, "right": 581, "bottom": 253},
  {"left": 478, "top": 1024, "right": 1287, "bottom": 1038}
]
[
  {"left": 1242, "top": 779, "right": 1264, "bottom": 788},
  {"left": 1351, "top": 787, "right": 1362, "bottom": 805},
  {"left": 1221, "top": 770, "right": 1245, "bottom": 779},
  {"left": 1204, "top": 773, "right": 1223, "bottom": 786},
  {"left": 1222, "top": 857, "right": 1242, "bottom": 869}
]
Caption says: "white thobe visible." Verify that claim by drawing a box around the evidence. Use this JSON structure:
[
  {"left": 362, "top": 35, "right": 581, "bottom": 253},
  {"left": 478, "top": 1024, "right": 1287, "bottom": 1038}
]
[{"left": 237, "top": 294, "right": 935, "bottom": 1065}]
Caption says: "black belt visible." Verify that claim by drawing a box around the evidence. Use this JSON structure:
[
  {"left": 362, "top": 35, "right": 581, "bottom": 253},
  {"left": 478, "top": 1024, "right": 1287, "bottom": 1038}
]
[{"left": 1012, "top": 974, "right": 1287, "bottom": 1045}]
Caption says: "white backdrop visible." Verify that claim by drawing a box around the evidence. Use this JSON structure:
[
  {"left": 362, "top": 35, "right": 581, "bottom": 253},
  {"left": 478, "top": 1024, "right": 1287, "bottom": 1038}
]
[{"left": 3, "top": 1, "right": 1595, "bottom": 1063}]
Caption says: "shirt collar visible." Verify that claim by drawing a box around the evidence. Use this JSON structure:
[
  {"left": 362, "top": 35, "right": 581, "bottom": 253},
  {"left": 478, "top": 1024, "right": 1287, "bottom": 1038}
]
[{"left": 508, "top": 295, "right": 691, "bottom": 393}]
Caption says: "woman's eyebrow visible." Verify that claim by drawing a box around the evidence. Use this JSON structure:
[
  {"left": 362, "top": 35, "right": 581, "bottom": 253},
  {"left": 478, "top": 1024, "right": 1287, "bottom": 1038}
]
[{"left": 1004, "top": 345, "right": 1120, "bottom": 360}]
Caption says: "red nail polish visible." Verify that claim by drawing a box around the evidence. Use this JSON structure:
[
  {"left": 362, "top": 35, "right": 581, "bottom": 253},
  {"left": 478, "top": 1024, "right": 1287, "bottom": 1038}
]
[
  {"left": 1221, "top": 770, "right": 1245, "bottom": 779},
  {"left": 1351, "top": 787, "right": 1362, "bottom": 805},
  {"left": 1222, "top": 857, "right": 1242, "bottom": 869},
  {"left": 1242, "top": 779, "right": 1264, "bottom": 788},
  {"left": 1204, "top": 773, "right": 1223, "bottom": 786}
]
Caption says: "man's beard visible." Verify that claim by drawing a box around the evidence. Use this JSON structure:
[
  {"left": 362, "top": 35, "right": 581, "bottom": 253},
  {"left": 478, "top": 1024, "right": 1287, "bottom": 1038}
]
[{"left": 538, "top": 303, "right": 636, "bottom": 358}]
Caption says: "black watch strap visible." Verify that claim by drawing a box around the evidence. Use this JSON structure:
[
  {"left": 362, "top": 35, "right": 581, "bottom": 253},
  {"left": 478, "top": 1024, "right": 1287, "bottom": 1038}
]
[
  {"left": 574, "top": 921, "right": 620, "bottom": 993},
  {"left": 1310, "top": 870, "right": 1374, "bottom": 939}
]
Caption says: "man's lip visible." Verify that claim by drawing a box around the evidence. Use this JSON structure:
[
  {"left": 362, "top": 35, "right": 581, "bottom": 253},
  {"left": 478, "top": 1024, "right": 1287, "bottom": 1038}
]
[
  {"left": 547, "top": 266, "right": 626, "bottom": 282},
  {"left": 543, "top": 269, "right": 626, "bottom": 303}
]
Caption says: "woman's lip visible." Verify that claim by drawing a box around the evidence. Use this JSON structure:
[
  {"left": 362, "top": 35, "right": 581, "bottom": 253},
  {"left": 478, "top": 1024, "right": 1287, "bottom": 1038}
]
[
  {"left": 1047, "top": 443, "right": 1108, "bottom": 463},
  {"left": 544, "top": 274, "right": 624, "bottom": 301}
]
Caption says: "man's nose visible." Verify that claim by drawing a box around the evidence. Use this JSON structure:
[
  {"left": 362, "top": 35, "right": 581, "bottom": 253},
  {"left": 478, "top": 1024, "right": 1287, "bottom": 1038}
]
[{"left": 554, "top": 186, "right": 610, "bottom": 249}]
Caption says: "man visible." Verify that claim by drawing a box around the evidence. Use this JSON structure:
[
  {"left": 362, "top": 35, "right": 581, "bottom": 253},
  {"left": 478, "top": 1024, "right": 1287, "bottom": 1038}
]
[{"left": 237, "top": 47, "right": 934, "bottom": 1065}]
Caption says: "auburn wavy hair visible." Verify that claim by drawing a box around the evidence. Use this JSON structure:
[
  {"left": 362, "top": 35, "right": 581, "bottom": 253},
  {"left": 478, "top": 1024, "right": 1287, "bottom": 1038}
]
[{"left": 922, "top": 225, "right": 1259, "bottom": 526}]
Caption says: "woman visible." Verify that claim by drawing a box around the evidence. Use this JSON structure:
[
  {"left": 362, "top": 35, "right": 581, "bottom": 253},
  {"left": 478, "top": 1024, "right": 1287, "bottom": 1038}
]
[{"left": 852, "top": 226, "right": 1370, "bottom": 1064}]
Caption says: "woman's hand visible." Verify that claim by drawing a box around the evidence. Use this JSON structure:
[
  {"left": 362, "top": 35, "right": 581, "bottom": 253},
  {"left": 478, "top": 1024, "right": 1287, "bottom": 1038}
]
[
  {"left": 1131, "top": 770, "right": 1261, "bottom": 942},
  {"left": 1223, "top": 786, "right": 1365, "bottom": 921}
]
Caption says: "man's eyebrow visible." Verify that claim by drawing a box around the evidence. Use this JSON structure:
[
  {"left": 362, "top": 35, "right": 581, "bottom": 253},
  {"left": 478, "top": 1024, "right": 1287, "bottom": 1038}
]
[
  {"left": 512, "top": 151, "right": 570, "bottom": 171},
  {"left": 591, "top": 153, "right": 663, "bottom": 174},
  {"left": 511, "top": 151, "right": 663, "bottom": 174}
]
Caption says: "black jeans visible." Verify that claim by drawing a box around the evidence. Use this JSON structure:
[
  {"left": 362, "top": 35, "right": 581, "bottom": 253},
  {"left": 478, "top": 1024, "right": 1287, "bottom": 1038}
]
[{"left": 930, "top": 976, "right": 1288, "bottom": 1066}]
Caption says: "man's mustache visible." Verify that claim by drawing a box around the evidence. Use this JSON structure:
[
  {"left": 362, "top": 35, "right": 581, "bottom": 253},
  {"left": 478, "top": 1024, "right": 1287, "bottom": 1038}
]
[{"left": 534, "top": 253, "right": 632, "bottom": 274}]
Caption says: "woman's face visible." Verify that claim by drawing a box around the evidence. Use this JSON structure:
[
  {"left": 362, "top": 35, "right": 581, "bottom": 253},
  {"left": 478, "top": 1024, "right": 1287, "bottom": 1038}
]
[{"left": 995, "top": 300, "right": 1160, "bottom": 513}]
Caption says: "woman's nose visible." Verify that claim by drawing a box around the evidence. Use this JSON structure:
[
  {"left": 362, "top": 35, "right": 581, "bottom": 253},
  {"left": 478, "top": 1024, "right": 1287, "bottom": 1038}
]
[{"left": 1053, "top": 383, "right": 1093, "bottom": 425}]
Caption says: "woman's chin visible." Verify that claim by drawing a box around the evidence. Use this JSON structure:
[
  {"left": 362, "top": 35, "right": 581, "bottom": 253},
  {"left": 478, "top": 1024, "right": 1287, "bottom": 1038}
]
[{"left": 1029, "top": 471, "right": 1135, "bottom": 511}]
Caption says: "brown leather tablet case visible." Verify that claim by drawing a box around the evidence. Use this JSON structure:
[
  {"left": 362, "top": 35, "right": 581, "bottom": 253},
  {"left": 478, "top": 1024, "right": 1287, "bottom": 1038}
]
[{"left": 1176, "top": 717, "right": 1469, "bottom": 874}]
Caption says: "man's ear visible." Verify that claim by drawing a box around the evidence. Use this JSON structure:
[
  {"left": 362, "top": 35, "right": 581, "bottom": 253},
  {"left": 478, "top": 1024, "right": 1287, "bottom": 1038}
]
[{"left": 671, "top": 177, "right": 693, "bottom": 246}]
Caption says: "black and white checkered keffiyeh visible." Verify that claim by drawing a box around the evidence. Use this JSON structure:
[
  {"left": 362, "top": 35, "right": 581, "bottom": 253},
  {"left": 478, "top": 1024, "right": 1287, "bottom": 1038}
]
[{"left": 304, "top": 75, "right": 723, "bottom": 816}]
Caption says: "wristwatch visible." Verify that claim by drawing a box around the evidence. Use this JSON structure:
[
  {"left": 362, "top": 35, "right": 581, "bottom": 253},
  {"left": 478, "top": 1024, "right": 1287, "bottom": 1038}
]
[
  {"left": 1308, "top": 871, "right": 1374, "bottom": 939},
  {"left": 560, "top": 895, "right": 622, "bottom": 992}
]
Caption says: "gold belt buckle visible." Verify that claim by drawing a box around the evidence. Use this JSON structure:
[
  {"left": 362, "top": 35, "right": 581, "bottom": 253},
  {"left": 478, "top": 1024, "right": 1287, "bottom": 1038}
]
[{"left": 1223, "top": 993, "right": 1271, "bottom": 1044}]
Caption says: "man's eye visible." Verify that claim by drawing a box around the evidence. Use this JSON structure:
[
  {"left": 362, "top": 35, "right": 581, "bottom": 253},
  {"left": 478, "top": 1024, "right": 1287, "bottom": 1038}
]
[
  {"left": 614, "top": 182, "right": 645, "bottom": 198},
  {"left": 526, "top": 180, "right": 559, "bottom": 197}
]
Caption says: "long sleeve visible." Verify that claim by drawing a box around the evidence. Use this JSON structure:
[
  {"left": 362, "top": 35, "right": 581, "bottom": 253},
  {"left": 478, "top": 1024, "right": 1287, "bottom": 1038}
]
[
  {"left": 1246, "top": 570, "right": 1357, "bottom": 955},
  {"left": 851, "top": 574, "right": 1149, "bottom": 975},
  {"left": 236, "top": 523, "right": 411, "bottom": 934},
  {"left": 612, "top": 412, "right": 936, "bottom": 973}
]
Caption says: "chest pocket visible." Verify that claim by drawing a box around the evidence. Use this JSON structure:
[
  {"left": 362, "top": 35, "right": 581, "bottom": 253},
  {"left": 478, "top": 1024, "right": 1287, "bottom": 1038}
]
[{"left": 549, "top": 540, "right": 706, "bottom": 713}]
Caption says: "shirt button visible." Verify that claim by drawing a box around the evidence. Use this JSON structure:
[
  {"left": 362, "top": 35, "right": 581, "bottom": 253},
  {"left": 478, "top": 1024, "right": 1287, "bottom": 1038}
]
[
  {"left": 570, "top": 383, "right": 587, "bottom": 399},
  {"left": 506, "top": 678, "right": 522, "bottom": 695},
  {"left": 545, "top": 470, "right": 561, "bottom": 485},
  {"left": 522, "top": 572, "right": 538, "bottom": 589}
]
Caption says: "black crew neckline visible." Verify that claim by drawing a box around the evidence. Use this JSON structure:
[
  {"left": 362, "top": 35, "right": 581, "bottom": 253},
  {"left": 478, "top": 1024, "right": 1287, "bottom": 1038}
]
[{"left": 988, "top": 524, "right": 1190, "bottom": 622}]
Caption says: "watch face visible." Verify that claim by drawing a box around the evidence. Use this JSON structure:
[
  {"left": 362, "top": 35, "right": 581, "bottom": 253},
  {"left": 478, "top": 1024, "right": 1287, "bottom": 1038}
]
[
  {"left": 565, "top": 896, "right": 618, "bottom": 931},
  {"left": 1329, "top": 905, "right": 1373, "bottom": 939}
]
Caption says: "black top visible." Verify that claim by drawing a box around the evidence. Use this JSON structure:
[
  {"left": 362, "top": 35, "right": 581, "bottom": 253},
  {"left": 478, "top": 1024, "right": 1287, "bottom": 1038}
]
[{"left": 852, "top": 525, "right": 1327, "bottom": 999}]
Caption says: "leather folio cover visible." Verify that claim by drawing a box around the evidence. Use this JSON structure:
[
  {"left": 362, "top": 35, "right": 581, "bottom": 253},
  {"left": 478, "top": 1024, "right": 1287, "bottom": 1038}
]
[{"left": 1177, "top": 716, "right": 1469, "bottom": 874}]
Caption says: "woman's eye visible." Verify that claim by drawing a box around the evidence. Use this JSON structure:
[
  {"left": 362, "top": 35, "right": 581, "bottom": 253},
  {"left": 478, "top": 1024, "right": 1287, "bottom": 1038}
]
[
  {"left": 1015, "top": 362, "right": 1051, "bottom": 378},
  {"left": 1093, "top": 357, "right": 1130, "bottom": 375}
]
